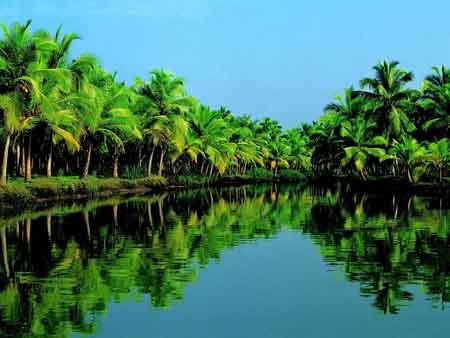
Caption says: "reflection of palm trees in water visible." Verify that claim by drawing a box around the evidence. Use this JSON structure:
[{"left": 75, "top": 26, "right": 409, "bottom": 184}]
[
  {"left": 1, "top": 227, "right": 9, "bottom": 278},
  {"left": 2, "top": 184, "right": 450, "bottom": 337}
]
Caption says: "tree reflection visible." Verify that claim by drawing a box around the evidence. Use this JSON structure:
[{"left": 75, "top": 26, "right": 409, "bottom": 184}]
[{"left": 1, "top": 184, "right": 450, "bottom": 337}]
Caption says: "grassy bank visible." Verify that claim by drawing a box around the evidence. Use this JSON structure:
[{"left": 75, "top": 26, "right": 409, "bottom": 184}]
[
  {"left": 0, "top": 170, "right": 308, "bottom": 213},
  {"left": 0, "top": 176, "right": 168, "bottom": 211}
]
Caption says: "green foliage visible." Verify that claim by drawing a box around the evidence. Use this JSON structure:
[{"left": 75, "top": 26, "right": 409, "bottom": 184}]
[{"left": 0, "top": 20, "right": 448, "bottom": 186}]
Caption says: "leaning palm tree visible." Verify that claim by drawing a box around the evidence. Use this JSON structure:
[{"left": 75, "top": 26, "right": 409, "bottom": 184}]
[{"left": 359, "top": 60, "right": 416, "bottom": 142}]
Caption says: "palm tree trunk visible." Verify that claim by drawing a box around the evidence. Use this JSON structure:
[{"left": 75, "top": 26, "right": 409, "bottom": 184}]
[
  {"left": 138, "top": 147, "right": 143, "bottom": 168},
  {"left": 113, "top": 204, "right": 119, "bottom": 227},
  {"left": 158, "top": 199, "right": 164, "bottom": 226},
  {"left": 46, "top": 142, "right": 52, "bottom": 177},
  {"left": 200, "top": 160, "right": 205, "bottom": 175},
  {"left": 147, "top": 147, "right": 155, "bottom": 176},
  {"left": 46, "top": 214, "right": 52, "bottom": 240},
  {"left": 16, "top": 143, "right": 20, "bottom": 177},
  {"left": 407, "top": 167, "right": 413, "bottom": 183},
  {"left": 439, "top": 166, "right": 443, "bottom": 183},
  {"left": 81, "top": 143, "right": 92, "bottom": 178},
  {"left": 112, "top": 153, "right": 119, "bottom": 178},
  {"left": 147, "top": 201, "right": 153, "bottom": 227},
  {"left": 26, "top": 218, "right": 31, "bottom": 244},
  {"left": 1, "top": 133, "right": 11, "bottom": 185},
  {"left": 83, "top": 211, "right": 91, "bottom": 241},
  {"left": 21, "top": 138, "right": 25, "bottom": 177},
  {"left": 25, "top": 133, "right": 32, "bottom": 182},
  {"left": 158, "top": 149, "right": 165, "bottom": 177}
]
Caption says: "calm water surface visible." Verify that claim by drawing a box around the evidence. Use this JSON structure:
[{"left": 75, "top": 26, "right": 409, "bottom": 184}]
[{"left": 1, "top": 184, "right": 450, "bottom": 337}]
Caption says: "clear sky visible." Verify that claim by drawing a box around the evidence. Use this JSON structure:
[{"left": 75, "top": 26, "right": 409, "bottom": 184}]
[{"left": 2, "top": 0, "right": 450, "bottom": 127}]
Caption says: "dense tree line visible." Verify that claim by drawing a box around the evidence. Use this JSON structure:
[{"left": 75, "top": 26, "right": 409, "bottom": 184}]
[
  {"left": 311, "top": 61, "right": 450, "bottom": 183},
  {"left": 0, "top": 20, "right": 310, "bottom": 184},
  {"left": 1, "top": 20, "right": 450, "bottom": 186}
]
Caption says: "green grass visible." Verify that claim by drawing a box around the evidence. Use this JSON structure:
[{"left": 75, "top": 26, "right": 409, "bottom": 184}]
[{"left": 0, "top": 175, "right": 168, "bottom": 205}]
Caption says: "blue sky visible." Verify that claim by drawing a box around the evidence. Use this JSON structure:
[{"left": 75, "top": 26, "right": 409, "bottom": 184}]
[{"left": 2, "top": 0, "right": 450, "bottom": 127}]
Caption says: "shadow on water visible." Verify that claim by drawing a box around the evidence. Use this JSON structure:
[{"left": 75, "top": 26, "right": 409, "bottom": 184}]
[{"left": 1, "top": 183, "right": 450, "bottom": 336}]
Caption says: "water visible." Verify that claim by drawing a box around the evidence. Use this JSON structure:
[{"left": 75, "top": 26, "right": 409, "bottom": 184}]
[{"left": 1, "top": 183, "right": 450, "bottom": 338}]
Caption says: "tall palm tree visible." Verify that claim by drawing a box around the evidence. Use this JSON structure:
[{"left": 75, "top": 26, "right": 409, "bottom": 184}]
[
  {"left": 134, "top": 69, "right": 193, "bottom": 177},
  {"left": 359, "top": 60, "right": 416, "bottom": 142},
  {"left": 77, "top": 68, "right": 139, "bottom": 178}
]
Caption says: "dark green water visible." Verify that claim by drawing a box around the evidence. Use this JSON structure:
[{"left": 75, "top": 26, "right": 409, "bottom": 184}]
[{"left": 1, "top": 184, "right": 450, "bottom": 338}]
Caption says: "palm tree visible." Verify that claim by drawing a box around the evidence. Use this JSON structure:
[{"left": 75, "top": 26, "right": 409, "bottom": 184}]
[
  {"left": 284, "top": 128, "right": 311, "bottom": 171},
  {"left": 267, "top": 136, "right": 291, "bottom": 176},
  {"left": 381, "top": 136, "right": 430, "bottom": 183},
  {"left": 0, "top": 20, "right": 38, "bottom": 181},
  {"left": 0, "top": 91, "right": 35, "bottom": 183},
  {"left": 77, "top": 68, "right": 139, "bottom": 178},
  {"left": 421, "top": 82, "right": 450, "bottom": 136},
  {"left": 325, "top": 86, "right": 364, "bottom": 119},
  {"left": 310, "top": 111, "right": 344, "bottom": 176},
  {"left": 134, "top": 69, "right": 193, "bottom": 177},
  {"left": 359, "top": 60, "right": 416, "bottom": 142},
  {"left": 340, "top": 117, "right": 386, "bottom": 180},
  {"left": 187, "top": 104, "right": 235, "bottom": 176},
  {"left": 425, "top": 65, "right": 450, "bottom": 87},
  {"left": 428, "top": 138, "right": 450, "bottom": 182}
]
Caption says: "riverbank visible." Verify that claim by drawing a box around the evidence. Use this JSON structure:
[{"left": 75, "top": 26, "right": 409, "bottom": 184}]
[
  {"left": 3, "top": 174, "right": 448, "bottom": 218},
  {"left": 0, "top": 174, "right": 307, "bottom": 215},
  {"left": 0, "top": 176, "right": 168, "bottom": 211}
]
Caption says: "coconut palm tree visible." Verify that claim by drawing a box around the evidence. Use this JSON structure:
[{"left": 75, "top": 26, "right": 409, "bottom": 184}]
[
  {"left": 134, "top": 69, "right": 193, "bottom": 177},
  {"left": 187, "top": 104, "right": 235, "bottom": 176},
  {"left": 284, "top": 128, "right": 311, "bottom": 171},
  {"left": 340, "top": 117, "right": 386, "bottom": 180},
  {"left": 310, "top": 111, "right": 344, "bottom": 176},
  {"left": 324, "top": 86, "right": 364, "bottom": 119},
  {"left": 421, "top": 83, "right": 450, "bottom": 135},
  {"left": 359, "top": 60, "right": 416, "bottom": 142},
  {"left": 77, "top": 68, "right": 140, "bottom": 178},
  {"left": 425, "top": 65, "right": 450, "bottom": 87},
  {"left": 427, "top": 138, "right": 450, "bottom": 182},
  {"left": 0, "top": 91, "right": 35, "bottom": 183},
  {"left": 381, "top": 136, "right": 430, "bottom": 183}
]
